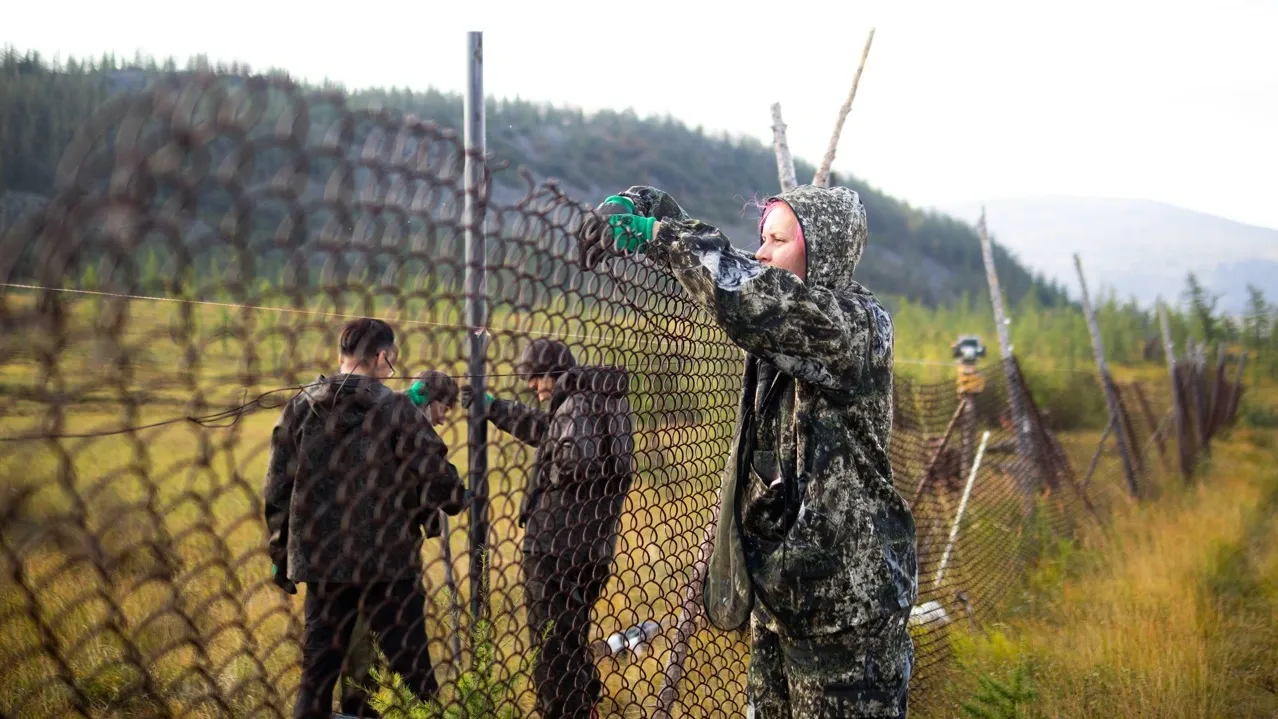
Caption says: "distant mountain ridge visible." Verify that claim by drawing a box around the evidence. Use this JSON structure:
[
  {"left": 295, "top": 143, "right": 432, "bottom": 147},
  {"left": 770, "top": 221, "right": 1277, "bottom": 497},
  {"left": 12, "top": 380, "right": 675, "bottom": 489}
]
[
  {"left": 0, "top": 51, "right": 1070, "bottom": 309},
  {"left": 936, "top": 196, "right": 1278, "bottom": 314}
]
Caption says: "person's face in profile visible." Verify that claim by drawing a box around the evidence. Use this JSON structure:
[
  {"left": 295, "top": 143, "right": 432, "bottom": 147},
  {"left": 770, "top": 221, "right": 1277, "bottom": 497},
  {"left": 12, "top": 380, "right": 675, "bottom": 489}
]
[
  {"left": 425, "top": 399, "right": 452, "bottom": 427},
  {"left": 527, "top": 375, "right": 556, "bottom": 402},
  {"left": 756, "top": 202, "right": 806, "bottom": 281}
]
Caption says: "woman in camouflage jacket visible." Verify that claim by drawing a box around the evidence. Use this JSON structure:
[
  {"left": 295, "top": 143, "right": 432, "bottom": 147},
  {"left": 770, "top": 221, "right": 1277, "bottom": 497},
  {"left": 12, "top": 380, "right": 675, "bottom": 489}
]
[{"left": 583, "top": 185, "right": 917, "bottom": 718}]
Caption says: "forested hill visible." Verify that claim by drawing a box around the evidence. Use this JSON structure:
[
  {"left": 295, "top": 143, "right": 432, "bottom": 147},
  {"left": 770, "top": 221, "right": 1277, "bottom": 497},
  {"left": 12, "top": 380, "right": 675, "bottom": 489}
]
[{"left": 0, "top": 49, "right": 1070, "bottom": 308}]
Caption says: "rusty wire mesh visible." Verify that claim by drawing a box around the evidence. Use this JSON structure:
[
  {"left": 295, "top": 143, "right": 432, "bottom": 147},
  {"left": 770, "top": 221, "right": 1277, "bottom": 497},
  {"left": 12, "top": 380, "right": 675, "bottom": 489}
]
[{"left": 0, "top": 72, "right": 1241, "bottom": 719}]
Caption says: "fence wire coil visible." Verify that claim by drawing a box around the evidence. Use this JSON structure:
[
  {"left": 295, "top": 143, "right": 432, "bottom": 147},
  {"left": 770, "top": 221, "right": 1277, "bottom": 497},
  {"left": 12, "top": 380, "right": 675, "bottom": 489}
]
[{"left": 0, "top": 72, "right": 1243, "bottom": 719}]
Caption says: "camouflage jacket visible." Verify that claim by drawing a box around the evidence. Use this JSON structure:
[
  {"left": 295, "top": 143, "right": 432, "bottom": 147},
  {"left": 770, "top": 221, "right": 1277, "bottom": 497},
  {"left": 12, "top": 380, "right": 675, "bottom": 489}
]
[
  {"left": 263, "top": 373, "right": 468, "bottom": 583},
  {"left": 487, "top": 365, "right": 634, "bottom": 565},
  {"left": 615, "top": 184, "right": 917, "bottom": 638}
]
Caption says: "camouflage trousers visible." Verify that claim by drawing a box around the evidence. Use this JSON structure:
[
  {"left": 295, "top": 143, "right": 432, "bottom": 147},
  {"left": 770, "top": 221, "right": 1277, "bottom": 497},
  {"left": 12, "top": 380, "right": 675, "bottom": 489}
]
[{"left": 746, "top": 611, "right": 914, "bottom": 719}]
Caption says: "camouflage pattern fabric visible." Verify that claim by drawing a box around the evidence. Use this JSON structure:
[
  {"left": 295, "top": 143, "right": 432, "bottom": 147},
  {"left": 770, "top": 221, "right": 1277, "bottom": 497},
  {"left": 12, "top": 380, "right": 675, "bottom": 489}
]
[
  {"left": 747, "top": 613, "right": 911, "bottom": 718},
  {"left": 611, "top": 184, "right": 918, "bottom": 712}
]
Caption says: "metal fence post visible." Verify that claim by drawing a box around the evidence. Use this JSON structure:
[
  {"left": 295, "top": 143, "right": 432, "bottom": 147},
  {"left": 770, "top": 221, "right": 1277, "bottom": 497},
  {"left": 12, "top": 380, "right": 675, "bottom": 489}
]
[{"left": 464, "top": 30, "right": 490, "bottom": 622}]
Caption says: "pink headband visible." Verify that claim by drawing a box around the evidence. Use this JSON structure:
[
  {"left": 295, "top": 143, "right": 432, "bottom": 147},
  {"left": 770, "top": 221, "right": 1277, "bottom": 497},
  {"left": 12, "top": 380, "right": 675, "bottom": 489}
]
[{"left": 759, "top": 200, "right": 805, "bottom": 247}]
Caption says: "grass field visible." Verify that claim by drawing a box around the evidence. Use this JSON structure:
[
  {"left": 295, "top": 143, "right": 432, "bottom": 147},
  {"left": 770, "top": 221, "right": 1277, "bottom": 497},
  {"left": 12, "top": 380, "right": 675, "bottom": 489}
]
[
  {"left": 0, "top": 288, "right": 752, "bottom": 718},
  {"left": 913, "top": 380, "right": 1278, "bottom": 719},
  {"left": 0, "top": 286, "right": 1258, "bottom": 718}
]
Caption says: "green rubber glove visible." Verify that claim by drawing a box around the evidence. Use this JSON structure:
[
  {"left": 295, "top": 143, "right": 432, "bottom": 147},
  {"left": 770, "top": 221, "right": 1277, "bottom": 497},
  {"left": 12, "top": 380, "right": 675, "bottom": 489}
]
[
  {"left": 406, "top": 379, "right": 430, "bottom": 407},
  {"left": 608, "top": 214, "right": 656, "bottom": 253},
  {"left": 601, "top": 194, "right": 635, "bottom": 214}
]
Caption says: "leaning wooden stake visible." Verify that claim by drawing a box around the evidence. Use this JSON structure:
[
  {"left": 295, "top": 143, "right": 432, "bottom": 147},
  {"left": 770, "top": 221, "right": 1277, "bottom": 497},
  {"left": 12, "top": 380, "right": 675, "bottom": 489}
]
[
  {"left": 978, "top": 208, "right": 1042, "bottom": 498},
  {"left": 771, "top": 103, "right": 798, "bottom": 192},
  {"left": 1158, "top": 299, "right": 1191, "bottom": 480},
  {"left": 1074, "top": 253, "right": 1140, "bottom": 498},
  {"left": 813, "top": 28, "right": 876, "bottom": 188},
  {"left": 934, "top": 430, "right": 991, "bottom": 589},
  {"left": 1208, "top": 343, "right": 1228, "bottom": 440},
  {"left": 1130, "top": 382, "right": 1171, "bottom": 475},
  {"left": 1228, "top": 352, "right": 1248, "bottom": 422}
]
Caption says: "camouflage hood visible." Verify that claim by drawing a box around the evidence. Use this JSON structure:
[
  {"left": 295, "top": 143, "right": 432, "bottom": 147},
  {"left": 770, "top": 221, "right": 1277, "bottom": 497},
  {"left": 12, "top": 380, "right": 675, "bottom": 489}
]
[{"left": 762, "top": 185, "right": 868, "bottom": 291}]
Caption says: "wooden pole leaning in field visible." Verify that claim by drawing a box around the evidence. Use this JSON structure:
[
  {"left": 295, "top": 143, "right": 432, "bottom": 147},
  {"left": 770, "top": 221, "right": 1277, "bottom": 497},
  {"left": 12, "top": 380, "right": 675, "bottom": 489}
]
[
  {"left": 1016, "top": 357, "right": 1103, "bottom": 521},
  {"left": 1079, "top": 417, "right": 1115, "bottom": 490},
  {"left": 1209, "top": 343, "right": 1229, "bottom": 440},
  {"left": 1073, "top": 254, "right": 1140, "bottom": 498},
  {"left": 910, "top": 399, "right": 968, "bottom": 510},
  {"left": 977, "top": 209, "right": 1043, "bottom": 499},
  {"left": 1113, "top": 383, "right": 1148, "bottom": 482},
  {"left": 1158, "top": 299, "right": 1192, "bottom": 480},
  {"left": 812, "top": 28, "right": 876, "bottom": 188},
  {"left": 1131, "top": 382, "right": 1171, "bottom": 475},
  {"left": 1189, "top": 342, "right": 1209, "bottom": 458},
  {"left": 1228, "top": 352, "right": 1248, "bottom": 423},
  {"left": 934, "top": 430, "right": 991, "bottom": 589},
  {"left": 770, "top": 103, "right": 799, "bottom": 192}
]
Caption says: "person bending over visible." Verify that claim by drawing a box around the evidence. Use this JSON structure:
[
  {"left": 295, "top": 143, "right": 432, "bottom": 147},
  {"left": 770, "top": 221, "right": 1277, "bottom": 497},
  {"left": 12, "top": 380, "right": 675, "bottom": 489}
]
[{"left": 462, "top": 339, "right": 634, "bottom": 719}]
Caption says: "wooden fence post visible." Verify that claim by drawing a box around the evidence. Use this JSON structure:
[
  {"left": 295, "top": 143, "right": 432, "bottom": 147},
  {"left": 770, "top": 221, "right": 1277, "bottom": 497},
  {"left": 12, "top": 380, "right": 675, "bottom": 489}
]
[
  {"left": 1228, "top": 352, "right": 1248, "bottom": 423},
  {"left": 1074, "top": 254, "right": 1140, "bottom": 497},
  {"left": 1209, "top": 344, "right": 1229, "bottom": 440},
  {"left": 1189, "top": 342, "right": 1209, "bottom": 458},
  {"left": 1130, "top": 382, "right": 1171, "bottom": 475},
  {"left": 1158, "top": 299, "right": 1192, "bottom": 480},
  {"left": 978, "top": 209, "right": 1044, "bottom": 499}
]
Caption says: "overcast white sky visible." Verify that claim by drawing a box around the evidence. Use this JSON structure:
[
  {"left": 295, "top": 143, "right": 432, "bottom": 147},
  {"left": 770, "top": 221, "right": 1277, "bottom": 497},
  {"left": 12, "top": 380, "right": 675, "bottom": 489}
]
[{"left": 7, "top": 0, "right": 1277, "bottom": 230}]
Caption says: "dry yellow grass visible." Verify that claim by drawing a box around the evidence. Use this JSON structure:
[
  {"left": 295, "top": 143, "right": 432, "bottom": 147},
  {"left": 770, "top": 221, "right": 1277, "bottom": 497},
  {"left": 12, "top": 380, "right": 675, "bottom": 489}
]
[
  {"left": 916, "top": 394, "right": 1278, "bottom": 719},
  {"left": 0, "top": 290, "right": 747, "bottom": 718},
  {"left": 4, "top": 288, "right": 1265, "bottom": 718}
]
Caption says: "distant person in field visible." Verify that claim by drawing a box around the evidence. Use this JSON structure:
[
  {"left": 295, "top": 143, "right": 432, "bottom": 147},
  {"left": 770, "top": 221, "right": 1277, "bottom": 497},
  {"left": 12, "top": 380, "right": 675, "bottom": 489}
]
[
  {"left": 580, "top": 186, "right": 917, "bottom": 718},
  {"left": 338, "top": 369, "right": 464, "bottom": 718},
  {"left": 461, "top": 338, "right": 634, "bottom": 719},
  {"left": 263, "top": 318, "right": 469, "bottom": 719}
]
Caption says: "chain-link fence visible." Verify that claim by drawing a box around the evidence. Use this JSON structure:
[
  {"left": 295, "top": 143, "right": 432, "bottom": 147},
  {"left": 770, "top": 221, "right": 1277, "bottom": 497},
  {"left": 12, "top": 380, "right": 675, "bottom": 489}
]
[{"left": 0, "top": 71, "right": 1243, "bottom": 719}]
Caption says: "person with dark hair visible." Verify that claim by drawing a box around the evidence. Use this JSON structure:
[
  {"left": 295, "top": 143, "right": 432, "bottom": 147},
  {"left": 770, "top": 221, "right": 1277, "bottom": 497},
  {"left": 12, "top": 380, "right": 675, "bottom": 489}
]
[
  {"left": 461, "top": 338, "right": 634, "bottom": 719},
  {"left": 264, "top": 318, "right": 469, "bottom": 719},
  {"left": 337, "top": 367, "right": 465, "bottom": 717},
  {"left": 580, "top": 186, "right": 916, "bottom": 718}
]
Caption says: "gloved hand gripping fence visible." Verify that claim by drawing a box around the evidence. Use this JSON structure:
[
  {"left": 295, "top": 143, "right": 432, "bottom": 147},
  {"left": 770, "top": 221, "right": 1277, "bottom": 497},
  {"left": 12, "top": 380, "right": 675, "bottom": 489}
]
[{"left": 577, "top": 194, "right": 655, "bottom": 268}]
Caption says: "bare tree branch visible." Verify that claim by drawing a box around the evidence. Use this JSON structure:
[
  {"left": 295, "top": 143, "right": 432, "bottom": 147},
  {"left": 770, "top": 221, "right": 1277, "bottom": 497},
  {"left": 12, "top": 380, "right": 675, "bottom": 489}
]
[
  {"left": 813, "top": 28, "right": 876, "bottom": 188},
  {"left": 771, "top": 102, "right": 798, "bottom": 192}
]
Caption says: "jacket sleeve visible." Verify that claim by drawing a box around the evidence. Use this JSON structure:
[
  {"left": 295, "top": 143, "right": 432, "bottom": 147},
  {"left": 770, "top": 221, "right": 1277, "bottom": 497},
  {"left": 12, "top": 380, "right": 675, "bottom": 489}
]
[
  {"left": 618, "top": 185, "right": 692, "bottom": 223},
  {"left": 620, "top": 190, "right": 885, "bottom": 393},
  {"left": 263, "top": 398, "right": 302, "bottom": 570},
  {"left": 487, "top": 397, "right": 550, "bottom": 446},
  {"left": 391, "top": 395, "right": 468, "bottom": 518},
  {"left": 548, "top": 393, "right": 612, "bottom": 480}
]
